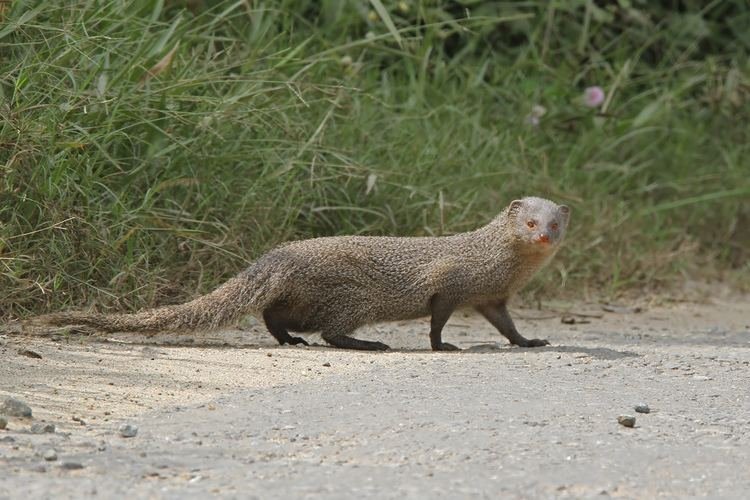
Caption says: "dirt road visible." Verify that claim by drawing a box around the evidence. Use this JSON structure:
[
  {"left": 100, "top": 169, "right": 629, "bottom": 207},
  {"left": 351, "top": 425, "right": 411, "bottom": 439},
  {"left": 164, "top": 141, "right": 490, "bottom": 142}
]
[{"left": 1, "top": 298, "right": 748, "bottom": 499}]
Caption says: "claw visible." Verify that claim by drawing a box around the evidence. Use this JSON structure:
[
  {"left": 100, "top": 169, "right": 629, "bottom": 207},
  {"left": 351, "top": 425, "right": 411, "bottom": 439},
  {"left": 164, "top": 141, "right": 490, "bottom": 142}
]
[
  {"left": 372, "top": 342, "right": 391, "bottom": 351},
  {"left": 523, "top": 338, "right": 549, "bottom": 347},
  {"left": 436, "top": 342, "right": 460, "bottom": 351}
]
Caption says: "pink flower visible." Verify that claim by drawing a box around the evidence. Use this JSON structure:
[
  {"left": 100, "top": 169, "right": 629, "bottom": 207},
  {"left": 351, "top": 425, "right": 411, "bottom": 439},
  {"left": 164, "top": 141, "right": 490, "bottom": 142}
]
[{"left": 583, "top": 86, "right": 605, "bottom": 107}]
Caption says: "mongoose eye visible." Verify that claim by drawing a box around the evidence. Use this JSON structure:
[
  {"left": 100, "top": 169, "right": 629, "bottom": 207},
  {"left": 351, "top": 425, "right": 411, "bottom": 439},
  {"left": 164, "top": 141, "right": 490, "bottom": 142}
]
[
  {"left": 526, "top": 220, "right": 536, "bottom": 229},
  {"left": 551, "top": 222, "right": 559, "bottom": 230}
]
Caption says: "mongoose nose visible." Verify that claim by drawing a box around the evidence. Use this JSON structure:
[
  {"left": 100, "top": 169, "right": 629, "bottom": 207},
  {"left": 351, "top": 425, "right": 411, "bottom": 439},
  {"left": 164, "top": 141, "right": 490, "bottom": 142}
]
[{"left": 537, "top": 234, "right": 550, "bottom": 244}]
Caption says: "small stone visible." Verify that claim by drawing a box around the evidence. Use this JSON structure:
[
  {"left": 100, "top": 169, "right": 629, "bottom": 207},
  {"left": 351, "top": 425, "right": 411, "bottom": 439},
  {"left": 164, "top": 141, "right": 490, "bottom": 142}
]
[
  {"left": 30, "top": 422, "right": 56, "bottom": 434},
  {"left": 0, "top": 435, "right": 15, "bottom": 443},
  {"left": 0, "top": 416, "right": 7, "bottom": 430},
  {"left": 1, "top": 397, "right": 32, "bottom": 417},
  {"left": 618, "top": 415, "right": 636, "bottom": 428},
  {"left": 43, "top": 449, "right": 58, "bottom": 461},
  {"left": 635, "top": 404, "right": 650, "bottom": 414},
  {"left": 119, "top": 424, "right": 138, "bottom": 438},
  {"left": 30, "top": 464, "right": 47, "bottom": 473},
  {"left": 60, "top": 461, "right": 84, "bottom": 470},
  {"left": 322, "top": 362, "right": 331, "bottom": 367}
]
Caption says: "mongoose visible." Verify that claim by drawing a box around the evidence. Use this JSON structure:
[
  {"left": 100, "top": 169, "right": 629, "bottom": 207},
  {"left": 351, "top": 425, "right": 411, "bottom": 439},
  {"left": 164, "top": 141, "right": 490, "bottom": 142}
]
[{"left": 37, "top": 196, "right": 570, "bottom": 351}]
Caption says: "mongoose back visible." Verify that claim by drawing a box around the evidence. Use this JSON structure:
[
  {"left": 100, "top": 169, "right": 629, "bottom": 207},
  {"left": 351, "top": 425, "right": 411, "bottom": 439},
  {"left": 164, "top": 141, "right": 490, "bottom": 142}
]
[{"left": 37, "top": 197, "right": 570, "bottom": 351}]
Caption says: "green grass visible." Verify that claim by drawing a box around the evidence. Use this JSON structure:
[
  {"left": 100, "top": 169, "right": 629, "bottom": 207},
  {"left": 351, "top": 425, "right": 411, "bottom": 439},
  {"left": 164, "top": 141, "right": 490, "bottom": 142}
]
[{"left": 1, "top": 0, "right": 749, "bottom": 318}]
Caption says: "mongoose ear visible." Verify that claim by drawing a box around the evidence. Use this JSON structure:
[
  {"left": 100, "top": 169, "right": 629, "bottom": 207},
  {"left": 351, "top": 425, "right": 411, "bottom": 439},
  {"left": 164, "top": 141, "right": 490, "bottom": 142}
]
[
  {"left": 558, "top": 205, "right": 570, "bottom": 220},
  {"left": 508, "top": 199, "right": 524, "bottom": 216}
]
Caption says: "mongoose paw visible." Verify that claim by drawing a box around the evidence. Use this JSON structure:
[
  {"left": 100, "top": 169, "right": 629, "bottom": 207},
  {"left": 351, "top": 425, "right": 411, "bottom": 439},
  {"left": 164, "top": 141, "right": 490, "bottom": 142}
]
[
  {"left": 436, "top": 342, "right": 460, "bottom": 351},
  {"left": 371, "top": 341, "right": 391, "bottom": 351},
  {"left": 286, "top": 336, "right": 309, "bottom": 346},
  {"left": 519, "top": 338, "right": 549, "bottom": 348}
]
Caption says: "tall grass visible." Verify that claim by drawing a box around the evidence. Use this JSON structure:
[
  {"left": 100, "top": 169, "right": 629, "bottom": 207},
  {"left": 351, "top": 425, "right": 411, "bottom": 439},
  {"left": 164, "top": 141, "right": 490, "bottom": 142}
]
[{"left": 1, "top": 1, "right": 749, "bottom": 318}]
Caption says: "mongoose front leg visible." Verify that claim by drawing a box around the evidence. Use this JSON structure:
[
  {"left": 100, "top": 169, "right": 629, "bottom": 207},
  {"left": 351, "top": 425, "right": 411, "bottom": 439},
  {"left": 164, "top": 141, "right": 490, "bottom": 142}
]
[
  {"left": 262, "top": 310, "right": 309, "bottom": 346},
  {"left": 475, "top": 301, "right": 549, "bottom": 347},
  {"left": 429, "top": 294, "right": 459, "bottom": 351},
  {"left": 321, "top": 330, "right": 390, "bottom": 351}
]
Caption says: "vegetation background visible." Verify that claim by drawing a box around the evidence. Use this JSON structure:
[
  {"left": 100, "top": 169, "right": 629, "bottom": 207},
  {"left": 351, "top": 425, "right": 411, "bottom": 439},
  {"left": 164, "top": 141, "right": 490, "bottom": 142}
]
[{"left": 1, "top": 0, "right": 748, "bottom": 319}]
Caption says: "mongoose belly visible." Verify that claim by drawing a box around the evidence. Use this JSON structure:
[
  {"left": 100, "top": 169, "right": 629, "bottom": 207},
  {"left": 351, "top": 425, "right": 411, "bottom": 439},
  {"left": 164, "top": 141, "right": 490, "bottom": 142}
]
[{"left": 273, "top": 263, "right": 435, "bottom": 331}]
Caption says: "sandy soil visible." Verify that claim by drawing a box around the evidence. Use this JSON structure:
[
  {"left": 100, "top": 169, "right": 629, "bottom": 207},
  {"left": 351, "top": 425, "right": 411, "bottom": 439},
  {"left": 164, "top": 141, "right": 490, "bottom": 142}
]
[{"left": 1, "top": 297, "right": 748, "bottom": 499}]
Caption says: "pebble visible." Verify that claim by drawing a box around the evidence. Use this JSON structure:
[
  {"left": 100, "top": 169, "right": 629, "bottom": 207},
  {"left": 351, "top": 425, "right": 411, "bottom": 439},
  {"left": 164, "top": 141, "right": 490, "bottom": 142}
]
[
  {"left": 618, "top": 415, "right": 636, "bottom": 428},
  {"left": 30, "top": 422, "right": 56, "bottom": 434},
  {"left": 43, "top": 449, "right": 58, "bottom": 461},
  {"left": 30, "top": 464, "right": 47, "bottom": 473},
  {"left": 322, "top": 362, "right": 331, "bottom": 367},
  {"left": 635, "top": 404, "right": 650, "bottom": 414},
  {"left": 0, "top": 416, "right": 7, "bottom": 430},
  {"left": 1, "top": 397, "right": 32, "bottom": 418},
  {"left": 119, "top": 424, "right": 138, "bottom": 438},
  {"left": 60, "top": 461, "right": 84, "bottom": 470},
  {"left": 560, "top": 316, "right": 590, "bottom": 325}
]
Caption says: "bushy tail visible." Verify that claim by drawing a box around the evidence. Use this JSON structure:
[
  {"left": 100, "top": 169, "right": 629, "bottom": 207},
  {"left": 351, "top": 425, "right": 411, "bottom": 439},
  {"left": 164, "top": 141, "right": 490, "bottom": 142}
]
[{"left": 36, "top": 272, "right": 257, "bottom": 334}]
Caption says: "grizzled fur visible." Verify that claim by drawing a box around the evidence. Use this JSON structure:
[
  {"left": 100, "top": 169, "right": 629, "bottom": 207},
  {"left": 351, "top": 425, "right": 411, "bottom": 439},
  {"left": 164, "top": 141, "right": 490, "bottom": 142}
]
[{"left": 37, "top": 197, "right": 570, "bottom": 351}]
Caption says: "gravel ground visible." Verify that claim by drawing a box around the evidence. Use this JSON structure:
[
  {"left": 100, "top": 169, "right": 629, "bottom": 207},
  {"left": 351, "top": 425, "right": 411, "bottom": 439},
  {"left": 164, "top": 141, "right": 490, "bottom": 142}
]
[{"left": 1, "top": 297, "right": 748, "bottom": 499}]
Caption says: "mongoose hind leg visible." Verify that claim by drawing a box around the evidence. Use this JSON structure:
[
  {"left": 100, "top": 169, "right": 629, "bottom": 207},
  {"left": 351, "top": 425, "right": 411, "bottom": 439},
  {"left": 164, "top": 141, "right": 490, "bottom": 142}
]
[
  {"left": 321, "top": 331, "right": 390, "bottom": 351},
  {"left": 429, "top": 294, "right": 460, "bottom": 351},
  {"left": 262, "top": 309, "right": 309, "bottom": 346},
  {"left": 475, "top": 301, "right": 549, "bottom": 347}
]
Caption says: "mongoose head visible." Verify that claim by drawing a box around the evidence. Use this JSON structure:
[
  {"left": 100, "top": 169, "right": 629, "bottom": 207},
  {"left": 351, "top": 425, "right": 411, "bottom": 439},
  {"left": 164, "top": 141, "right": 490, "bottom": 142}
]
[{"left": 507, "top": 197, "right": 570, "bottom": 252}]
